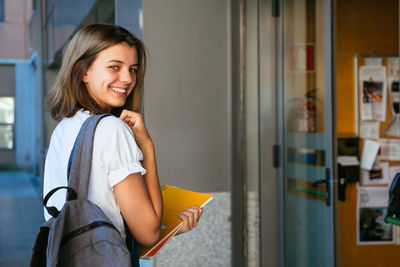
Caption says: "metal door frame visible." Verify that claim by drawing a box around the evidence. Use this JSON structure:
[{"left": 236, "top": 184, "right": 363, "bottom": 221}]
[
  {"left": 231, "top": 0, "right": 280, "bottom": 266},
  {"left": 259, "top": 0, "right": 280, "bottom": 266}
]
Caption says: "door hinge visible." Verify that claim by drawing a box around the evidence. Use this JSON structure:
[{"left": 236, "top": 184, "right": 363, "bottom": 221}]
[
  {"left": 272, "top": 0, "right": 280, "bottom": 17},
  {"left": 273, "top": 144, "right": 280, "bottom": 168}
]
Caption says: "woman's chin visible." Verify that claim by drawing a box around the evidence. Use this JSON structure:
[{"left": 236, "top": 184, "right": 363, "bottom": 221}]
[{"left": 110, "top": 101, "right": 126, "bottom": 109}]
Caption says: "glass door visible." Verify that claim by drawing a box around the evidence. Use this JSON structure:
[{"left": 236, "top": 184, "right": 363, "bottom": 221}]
[{"left": 279, "top": 0, "right": 334, "bottom": 266}]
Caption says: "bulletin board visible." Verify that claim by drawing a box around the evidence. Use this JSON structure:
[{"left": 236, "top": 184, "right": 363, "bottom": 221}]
[
  {"left": 354, "top": 55, "right": 400, "bottom": 246},
  {"left": 355, "top": 55, "right": 400, "bottom": 165},
  {"left": 336, "top": 1, "right": 399, "bottom": 265}
]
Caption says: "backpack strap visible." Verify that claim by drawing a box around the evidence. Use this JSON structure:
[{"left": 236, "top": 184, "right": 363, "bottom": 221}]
[
  {"left": 43, "top": 186, "right": 77, "bottom": 217},
  {"left": 67, "top": 114, "right": 111, "bottom": 199},
  {"left": 125, "top": 223, "right": 141, "bottom": 267}
]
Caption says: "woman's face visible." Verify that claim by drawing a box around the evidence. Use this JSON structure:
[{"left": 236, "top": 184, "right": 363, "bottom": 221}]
[{"left": 82, "top": 42, "right": 138, "bottom": 112}]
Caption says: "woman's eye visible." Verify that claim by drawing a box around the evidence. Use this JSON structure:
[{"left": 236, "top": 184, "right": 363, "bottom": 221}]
[
  {"left": 109, "top": 65, "right": 119, "bottom": 70},
  {"left": 130, "top": 68, "right": 138, "bottom": 74}
]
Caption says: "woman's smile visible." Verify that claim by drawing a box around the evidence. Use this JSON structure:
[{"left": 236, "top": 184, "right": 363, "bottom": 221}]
[{"left": 110, "top": 86, "right": 128, "bottom": 95}]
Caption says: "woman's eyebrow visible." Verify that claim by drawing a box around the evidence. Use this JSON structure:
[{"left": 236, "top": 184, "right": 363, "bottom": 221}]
[
  {"left": 107, "top": 59, "right": 124, "bottom": 64},
  {"left": 107, "top": 59, "right": 138, "bottom": 67}
]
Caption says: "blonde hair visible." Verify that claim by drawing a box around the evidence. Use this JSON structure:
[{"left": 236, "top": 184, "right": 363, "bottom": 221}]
[{"left": 47, "top": 23, "right": 146, "bottom": 121}]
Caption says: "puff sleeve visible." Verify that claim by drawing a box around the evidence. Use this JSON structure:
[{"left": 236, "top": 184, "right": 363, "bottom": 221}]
[{"left": 92, "top": 116, "right": 147, "bottom": 188}]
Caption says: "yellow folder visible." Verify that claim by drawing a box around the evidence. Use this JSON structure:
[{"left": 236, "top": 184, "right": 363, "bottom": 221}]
[{"left": 140, "top": 185, "right": 213, "bottom": 259}]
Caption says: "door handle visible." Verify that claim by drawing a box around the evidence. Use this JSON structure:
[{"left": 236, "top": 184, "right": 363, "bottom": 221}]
[
  {"left": 311, "top": 168, "right": 331, "bottom": 206},
  {"left": 312, "top": 179, "right": 325, "bottom": 187},
  {"left": 325, "top": 168, "right": 331, "bottom": 206},
  {"left": 337, "top": 163, "right": 347, "bottom": 202}
]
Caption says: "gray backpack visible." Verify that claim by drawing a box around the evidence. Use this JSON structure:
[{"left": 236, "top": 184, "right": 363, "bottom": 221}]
[{"left": 30, "top": 114, "right": 135, "bottom": 267}]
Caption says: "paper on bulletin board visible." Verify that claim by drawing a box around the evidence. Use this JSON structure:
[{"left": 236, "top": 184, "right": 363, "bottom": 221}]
[
  {"left": 357, "top": 186, "right": 394, "bottom": 245},
  {"left": 359, "top": 66, "right": 387, "bottom": 121},
  {"left": 365, "top": 57, "right": 382, "bottom": 66},
  {"left": 388, "top": 78, "right": 400, "bottom": 115},
  {"left": 360, "top": 121, "right": 380, "bottom": 140},
  {"left": 361, "top": 161, "right": 389, "bottom": 185},
  {"left": 387, "top": 57, "right": 399, "bottom": 78},
  {"left": 337, "top": 156, "right": 359, "bottom": 166},
  {"left": 385, "top": 78, "right": 400, "bottom": 137},
  {"left": 380, "top": 139, "right": 400, "bottom": 161},
  {"left": 360, "top": 139, "right": 380, "bottom": 170}
]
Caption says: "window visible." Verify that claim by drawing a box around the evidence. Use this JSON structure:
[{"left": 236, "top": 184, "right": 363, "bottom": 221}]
[
  {"left": 0, "top": 0, "right": 4, "bottom": 23},
  {"left": 0, "top": 97, "right": 14, "bottom": 149}
]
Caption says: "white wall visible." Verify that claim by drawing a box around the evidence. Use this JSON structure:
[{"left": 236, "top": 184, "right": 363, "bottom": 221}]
[
  {"left": 142, "top": 1, "right": 232, "bottom": 265},
  {"left": 142, "top": 0, "right": 231, "bottom": 193}
]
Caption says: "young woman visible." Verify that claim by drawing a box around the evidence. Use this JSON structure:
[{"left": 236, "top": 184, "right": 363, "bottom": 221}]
[{"left": 43, "top": 23, "right": 202, "bottom": 258}]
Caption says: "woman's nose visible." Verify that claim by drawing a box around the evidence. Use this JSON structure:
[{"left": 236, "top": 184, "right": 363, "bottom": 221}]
[{"left": 119, "top": 69, "right": 133, "bottom": 84}]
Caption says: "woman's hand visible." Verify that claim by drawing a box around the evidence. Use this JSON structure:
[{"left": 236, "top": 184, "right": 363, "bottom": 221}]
[
  {"left": 119, "top": 109, "right": 151, "bottom": 147},
  {"left": 177, "top": 206, "right": 203, "bottom": 235}
]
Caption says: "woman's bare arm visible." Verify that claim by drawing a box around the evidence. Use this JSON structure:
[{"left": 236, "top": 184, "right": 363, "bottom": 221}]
[{"left": 114, "top": 110, "right": 163, "bottom": 246}]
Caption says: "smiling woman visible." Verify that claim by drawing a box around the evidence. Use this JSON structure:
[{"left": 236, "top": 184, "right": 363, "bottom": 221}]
[
  {"left": 47, "top": 24, "right": 146, "bottom": 120},
  {"left": 42, "top": 24, "right": 203, "bottom": 266}
]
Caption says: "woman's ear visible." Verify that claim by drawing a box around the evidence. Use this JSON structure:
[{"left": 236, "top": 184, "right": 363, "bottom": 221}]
[{"left": 82, "top": 74, "right": 88, "bottom": 83}]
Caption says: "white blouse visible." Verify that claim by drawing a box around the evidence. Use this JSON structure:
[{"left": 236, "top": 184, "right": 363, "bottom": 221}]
[{"left": 43, "top": 110, "right": 146, "bottom": 238}]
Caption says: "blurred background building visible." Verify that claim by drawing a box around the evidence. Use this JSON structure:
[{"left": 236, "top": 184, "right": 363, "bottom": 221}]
[
  {"left": 0, "top": 0, "right": 37, "bottom": 170},
  {"left": 1, "top": 0, "right": 399, "bottom": 266}
]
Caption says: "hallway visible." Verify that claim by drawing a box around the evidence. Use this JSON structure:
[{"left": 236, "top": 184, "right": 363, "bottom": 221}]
[{"left": 0, "top": 171, "right": 43, "bottom": 266}]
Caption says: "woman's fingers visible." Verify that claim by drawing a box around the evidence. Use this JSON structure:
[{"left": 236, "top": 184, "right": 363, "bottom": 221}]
[
  {"left": 178, "top": 206, "right": 203, "bottom": 234},
  {"left": 119, "top": 109, "right": 151, "bottom": 146},
  {"left": 178, "top": 212, "right": 190, "bottom": 233},
  {"left": 119, "top": 109, "right": 140, "bottom": 126},
  {"left": 182, "top": 210, "right": 194, "bottom": 230}
]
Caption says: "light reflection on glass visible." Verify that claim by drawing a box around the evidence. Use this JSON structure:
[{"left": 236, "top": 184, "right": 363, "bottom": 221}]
[{"left": 0, "top": 97, "right": 14, "bottom": 124}]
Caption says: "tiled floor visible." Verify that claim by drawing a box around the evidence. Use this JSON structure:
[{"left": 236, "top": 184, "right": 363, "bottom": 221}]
[{"left": 0, "top": 171, "right": 44, "bottom": 267}]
